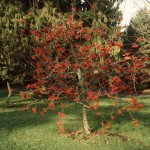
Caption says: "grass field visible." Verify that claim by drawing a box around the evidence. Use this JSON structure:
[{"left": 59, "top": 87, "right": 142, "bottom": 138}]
[{"left": 0, "top": 89, "right": 150, "bottom": 150}]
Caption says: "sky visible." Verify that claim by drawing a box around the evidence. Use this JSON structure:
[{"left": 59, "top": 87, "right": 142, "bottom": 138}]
[{"left": 119, "top": 0, "right": 150, "bottom": 26}]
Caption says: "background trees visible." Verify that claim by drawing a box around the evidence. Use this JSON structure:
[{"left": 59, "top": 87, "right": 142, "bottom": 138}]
[
  {"left": 0, "top": 0, "right": 34, "bottom": 105},
  {"left": 122, "top": 8, "right": 150, "bottom": 90},
  {"left": 0, "top": 0, "right": 62, "bottom": 105}
]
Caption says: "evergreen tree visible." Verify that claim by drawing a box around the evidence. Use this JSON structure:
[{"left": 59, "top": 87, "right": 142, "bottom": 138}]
[
  {"left": 122, "top": 8, "right": 150, "bottom": 89},
  {"left": 52, "top": 0, "right": 123, "bottom": 29}
]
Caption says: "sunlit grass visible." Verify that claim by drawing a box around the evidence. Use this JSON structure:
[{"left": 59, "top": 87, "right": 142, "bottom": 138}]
[{"left": 0, "top": 90, "right": 150, "bottom": 150}]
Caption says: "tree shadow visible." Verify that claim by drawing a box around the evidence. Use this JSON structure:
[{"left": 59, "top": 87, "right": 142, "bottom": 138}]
[
  {"left": 63, "top": 100, "right": 150, "bottom": 132},
  {"left": 0, "top": 94, "right": 149, "bottom": 135},
  {"left": 0, "top": 90, "right": 8, "bottom": 98},
  {"left": 0, "top": 108, "right": 59, "bottom": 133},
  {"left": 88, "top": 104, "right": 150, "bottom": 132}
]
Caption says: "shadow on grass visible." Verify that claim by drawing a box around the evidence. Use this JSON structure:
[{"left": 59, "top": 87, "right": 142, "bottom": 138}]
[
  {"left": 0, "top": 90, "right": 8, "bottom": 98},
  {"left": 0, "top": 108, "right": 59, "bottom": 132},
  {"left": 63, "top": 95, "right": 150, "bottom": 132},
  {"left": 0, "top": 92, "right": 149, "bottom": 135}
]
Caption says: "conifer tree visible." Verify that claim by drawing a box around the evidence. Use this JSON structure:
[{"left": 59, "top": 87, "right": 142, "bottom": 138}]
[{"left": 122, "top": 8, "right": 150, "bottom": 89}]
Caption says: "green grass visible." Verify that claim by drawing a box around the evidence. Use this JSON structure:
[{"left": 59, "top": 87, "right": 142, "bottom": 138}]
[{"left": 0, "top": 90, "right": 150, "bottom": 150}]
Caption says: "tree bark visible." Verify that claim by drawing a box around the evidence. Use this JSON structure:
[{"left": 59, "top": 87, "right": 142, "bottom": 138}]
[
  {"left": 71, "top": 48, "right": 91, "bottom": 135},
  {"left": 82, "top": 104, "right": 91, "bottom": 135},
  {"left": 77, "top": 68, "right": 91, "bottom": 135},
  {"left": 5, "top": 81, "right": 12, "bottom": 106}
]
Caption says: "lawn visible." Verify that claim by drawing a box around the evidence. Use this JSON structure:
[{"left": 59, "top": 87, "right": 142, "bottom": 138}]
[{"left": 0, "top": 89, "right": 150, "bottom": 150}]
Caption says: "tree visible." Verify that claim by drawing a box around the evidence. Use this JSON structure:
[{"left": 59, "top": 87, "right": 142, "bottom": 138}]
[
  {"left": 122, "top": 8, "right": 150, "bottom": 89},
  {"left": 52, "top": 0, "right": 123, "bottom": 37},
  {"left": 21, "top": 16, "right": 145, "bottom": 135},
  {"left": 0, "top": 0, "right": 33, "bottom": 105},
  {"left": 0, "top": 0, "right": 62, "bottom": 105},
  {"left": 53, "top": 0, "right": 123, "bottom": 25}
]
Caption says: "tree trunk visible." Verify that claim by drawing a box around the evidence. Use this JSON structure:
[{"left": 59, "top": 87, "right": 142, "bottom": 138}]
[
  {"left": 77, "top": 68, "right": 91, "bottom": 135},
  {"left": 5, "top": 81, "right": 12, "bottom": 106},
  {"left": 72, "top": 49, "right": 91, "bottom": 135},
  {"left": 82, "top": 104, "right": 91, "bottom": 135}
]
